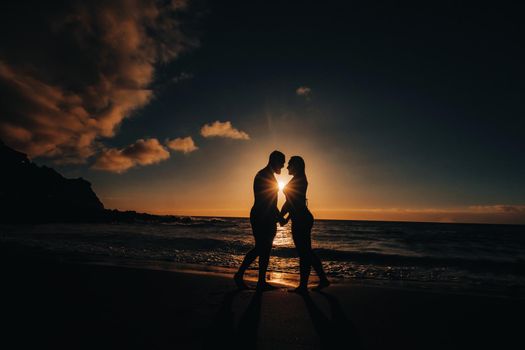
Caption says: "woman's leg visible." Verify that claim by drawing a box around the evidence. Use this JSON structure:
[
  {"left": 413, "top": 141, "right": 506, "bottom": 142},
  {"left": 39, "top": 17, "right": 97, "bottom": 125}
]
[
  {"left": 309, "top": 250, "right": 329, "bottom": 284},
  {"left": 293, "top": 225, "right": 312, "bottom": 289},
  {"left": 304, "top": 215, "right": 329, "bottom": 288},
  {"left": 299, "top": 249, "right": 312, "bottom": 288}
]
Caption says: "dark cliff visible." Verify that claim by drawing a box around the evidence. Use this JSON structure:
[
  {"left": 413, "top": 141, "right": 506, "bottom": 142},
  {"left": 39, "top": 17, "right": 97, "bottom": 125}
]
[{"left": 0, "top": 140, "right": 105, "bottom": 222}]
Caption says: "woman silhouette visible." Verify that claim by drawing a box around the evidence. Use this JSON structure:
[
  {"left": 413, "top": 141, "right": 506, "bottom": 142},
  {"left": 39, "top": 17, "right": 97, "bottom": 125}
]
[{"left": 280, "top": 156, "right": 330, "bottom": 293}]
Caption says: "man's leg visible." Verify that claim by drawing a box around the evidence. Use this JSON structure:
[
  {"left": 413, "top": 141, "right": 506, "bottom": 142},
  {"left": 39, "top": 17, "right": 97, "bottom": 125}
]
[
  {"left": 235, "top": 247, "right": 258, "bottom": 287},
  {"left": 234, "top": 219, "right": 263, "bottom": 289},
  {"left": 255, "top": 225, "right": 277, "bottom": 291},
  {"left": 256, "top": 238, "right": 271, "bottom": 285}
]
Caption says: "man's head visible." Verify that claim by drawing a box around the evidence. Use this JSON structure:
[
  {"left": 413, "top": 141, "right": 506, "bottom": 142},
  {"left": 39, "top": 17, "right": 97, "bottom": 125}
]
[{"left": 268, "top": 150, "right": 285, "bottom": 174}]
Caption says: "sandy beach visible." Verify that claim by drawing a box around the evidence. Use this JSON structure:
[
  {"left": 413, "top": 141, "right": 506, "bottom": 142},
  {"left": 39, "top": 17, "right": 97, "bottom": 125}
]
[{"left": 0, "top": 243, "right": 522, "bottom": 350}]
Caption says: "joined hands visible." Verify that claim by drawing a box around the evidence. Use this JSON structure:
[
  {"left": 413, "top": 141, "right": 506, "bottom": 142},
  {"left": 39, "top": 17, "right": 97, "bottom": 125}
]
[{"left": 278, "top": 215, "right": 289, "bottom": 226}]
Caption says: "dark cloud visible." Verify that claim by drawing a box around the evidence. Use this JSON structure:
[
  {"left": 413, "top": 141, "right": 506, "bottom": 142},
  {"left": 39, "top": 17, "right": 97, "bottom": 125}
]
[
  {"left": 0, "top": 0, "right": 197, "bottom": 163},
  {"left": 171, "top": 71, "right": 194, "bottom": 83},
  {"left": 92, "top": 138, "right": 170, "bottom": 173}
]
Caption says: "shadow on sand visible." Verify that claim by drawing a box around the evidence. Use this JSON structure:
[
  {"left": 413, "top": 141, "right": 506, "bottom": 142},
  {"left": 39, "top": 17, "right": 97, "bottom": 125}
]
[
  {"left": 203, "top": 289, "right": 263, "bottom": 349},
  {"left": 205, "top": 288, "right": 361, "bottom": 349},
  {"left": 301, "top": 291, "right": 362, "bottom": 349}
]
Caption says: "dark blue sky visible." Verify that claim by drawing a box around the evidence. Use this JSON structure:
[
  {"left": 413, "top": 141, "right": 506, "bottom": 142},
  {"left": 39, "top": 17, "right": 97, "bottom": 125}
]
[{"left": 1, "top": 0, "right": 524, "bottom": 222}]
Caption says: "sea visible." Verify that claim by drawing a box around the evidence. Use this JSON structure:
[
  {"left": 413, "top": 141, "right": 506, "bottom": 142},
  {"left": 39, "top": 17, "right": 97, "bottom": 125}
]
[{"left": 1, "top": 217, "right": 524, "bottom": 297}]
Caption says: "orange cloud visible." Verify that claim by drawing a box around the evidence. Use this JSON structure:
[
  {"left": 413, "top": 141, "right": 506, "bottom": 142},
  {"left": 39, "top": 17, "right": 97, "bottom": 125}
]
[
  {"left": 92, "top": 138, "right": 170, "bottom": 173},
  {"left": 166, "top": 136, "right": 198, "bottom": 154},
  {"left": 296, "top": 86, "right": 312, "bottom": 97},
  {"left": 468, "top": 205, "right": 525, "bottom": 214},
  {"left": 200, "top": 121, "right": 250, "bottom": 140},
  {"left": 0, "top": 0, "right": 196, "bottom": 163}
]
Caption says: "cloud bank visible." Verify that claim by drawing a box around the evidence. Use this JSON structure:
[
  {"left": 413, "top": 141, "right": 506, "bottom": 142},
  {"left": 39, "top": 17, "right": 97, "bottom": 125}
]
[
  {"left": 166, "top": 136, "right": 198, "bottom": 154},
  {"left": 0, "top": 0, "right": 197, "bottom": 163},
  {"left": 200, "top": 121, "right": 250, "bottom": 140},
  {"left": 315, "top": 205, "right": 525, "bottom": 224},
  {"left": 92, "top": 138, "right": 170, "bottom": 173}
]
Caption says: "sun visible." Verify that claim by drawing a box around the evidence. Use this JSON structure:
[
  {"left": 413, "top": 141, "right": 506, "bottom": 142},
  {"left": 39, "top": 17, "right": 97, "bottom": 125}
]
[{"left": 278, "top": 180, "right": 286, "bottom": 191}]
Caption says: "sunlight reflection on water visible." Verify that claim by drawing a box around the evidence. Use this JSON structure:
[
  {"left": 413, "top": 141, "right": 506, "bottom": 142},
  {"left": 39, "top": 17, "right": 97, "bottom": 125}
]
[{"left": 273, "top": 224, "right": 294, "bottom": 248}]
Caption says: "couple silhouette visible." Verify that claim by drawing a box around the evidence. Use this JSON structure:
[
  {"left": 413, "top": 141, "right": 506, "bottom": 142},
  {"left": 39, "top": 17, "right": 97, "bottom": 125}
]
[{"left": 234, "top": 151, "right": 330, "bottom": 293}]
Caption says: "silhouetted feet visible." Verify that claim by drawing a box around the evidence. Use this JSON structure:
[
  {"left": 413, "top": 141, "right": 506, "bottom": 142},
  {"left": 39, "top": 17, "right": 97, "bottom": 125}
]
[
  {"left": 234, "top": 272, "right": 249, "bottom": 290},
  {"left": 288, "top": 286, "right": 309, "bottom": 294},
  {"left": 312, "top": 278, "right": 330, "bottom": 291},
  {"left": 255, "top": 282, "right": 277, "bottom": 292}
]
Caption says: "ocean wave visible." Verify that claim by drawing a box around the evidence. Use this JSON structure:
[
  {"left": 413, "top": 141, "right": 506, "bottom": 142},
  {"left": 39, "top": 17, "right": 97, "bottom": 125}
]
[
  {"left": 84, "top": 234, "right": 523, "bottom": 274},
  {"left": 271, "top": 247, "right": 525, "bottom": 273},
  {"left": 3, "top": 220, "right": 524, "bottom": 296},
  {"left": 159, "top": 217, "right": 239, "bottom": 228}
]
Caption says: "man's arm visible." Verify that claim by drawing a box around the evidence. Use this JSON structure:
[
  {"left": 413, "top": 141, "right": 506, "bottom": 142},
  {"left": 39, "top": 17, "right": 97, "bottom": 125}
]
[{"left": 277, "top": 201, "right": 289, "bottom": 226}]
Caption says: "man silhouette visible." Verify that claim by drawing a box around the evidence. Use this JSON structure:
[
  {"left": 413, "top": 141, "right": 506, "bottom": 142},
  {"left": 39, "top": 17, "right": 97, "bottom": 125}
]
[{"left": 234, "top": 150, "right": 285, "bottom": 291}]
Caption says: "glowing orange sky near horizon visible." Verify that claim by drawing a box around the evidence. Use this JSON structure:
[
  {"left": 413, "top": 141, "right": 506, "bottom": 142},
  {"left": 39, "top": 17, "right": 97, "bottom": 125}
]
[
  {"left": 91, "top": 114, "right": 525, "bottom": 226},
  {"left": 97, "top": 142, "right": 525, "bottom": 225}
]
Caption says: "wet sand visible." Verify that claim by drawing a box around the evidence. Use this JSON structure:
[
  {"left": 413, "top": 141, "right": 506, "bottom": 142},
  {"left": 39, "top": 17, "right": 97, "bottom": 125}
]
[{"left": 1, "top": 245, "right": 523, "bottom": 349}]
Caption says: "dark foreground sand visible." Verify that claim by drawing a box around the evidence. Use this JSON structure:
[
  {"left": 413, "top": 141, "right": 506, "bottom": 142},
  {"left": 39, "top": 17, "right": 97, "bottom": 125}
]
[{"left": 1, "top": 245, "right": 523, "bottom": 350}]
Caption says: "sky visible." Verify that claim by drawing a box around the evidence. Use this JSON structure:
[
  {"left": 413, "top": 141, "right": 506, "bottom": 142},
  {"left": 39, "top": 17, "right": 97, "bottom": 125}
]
[{"left": 0, "top": 0, "right": 524, "bottom": 224}]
